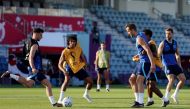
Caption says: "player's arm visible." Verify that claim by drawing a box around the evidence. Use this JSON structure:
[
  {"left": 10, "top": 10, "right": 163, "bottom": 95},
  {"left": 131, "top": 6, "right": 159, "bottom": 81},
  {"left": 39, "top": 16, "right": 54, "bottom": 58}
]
[
  {"left": 29, "top": 44, "right": 38, "bottom": 73},
  {"left": 137, "top": 37, "right": 155, "bottom": 73},
  {"left": 175, "top": 47, "right": 182, "bottom": 68},
  {"left": 107, "top": 51, "right": 110, "bottom": 71},
  {"left": 58, "top": 50, "right": 68, "bottom": 75},
  {"left": 132, "top": 54, "right": 139, "bottom": 62},
  {"left": 94, "top": 51, "right": 99, "bottom": 68},
  {"left": 157, "top": 41, "right": 164, "bottom": 58},
  {"left": 149, "top": 43, "right": 157, "bottom": 57}
]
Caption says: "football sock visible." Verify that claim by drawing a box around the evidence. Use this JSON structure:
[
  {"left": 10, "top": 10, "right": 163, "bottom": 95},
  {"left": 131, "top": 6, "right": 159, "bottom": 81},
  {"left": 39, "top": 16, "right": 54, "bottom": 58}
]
[
  {"left": 148, "top": 97, "right": 153, "bottom": 102},
  {"left": 134, "top": 93, "right": 138, "bottom": 102},
  {"left": 97, "top": 84, "right": 100, "bottom": 89},
  {"left": 84, "top": 88, "right": 89, "bottom": 95},
  {"left": 173, "top": 87, "right": 179, "bottom": 97},
  {"left": 165, "top": 90, "right": 170, "bottom": 101},
  {"left": 106, "top": 84, "right": 109, "bottom": 89},
  {"left": 161, "top": 96, "right": 167, "bottom": 102},
  {"left": 58, "top": 91, "right": 64, "bottom": 103},
  {"left": 49, "top": 96, "right": 56, "bottom": 105},
  {"left": 138, "top": 93, "right": 144, "bottom": 104}
]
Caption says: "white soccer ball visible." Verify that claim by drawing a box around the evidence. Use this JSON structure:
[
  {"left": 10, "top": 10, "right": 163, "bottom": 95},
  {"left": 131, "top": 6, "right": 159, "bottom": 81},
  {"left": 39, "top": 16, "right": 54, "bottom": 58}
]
[{"left": 62, "top": 96, "right": 72, "bottom": 107}]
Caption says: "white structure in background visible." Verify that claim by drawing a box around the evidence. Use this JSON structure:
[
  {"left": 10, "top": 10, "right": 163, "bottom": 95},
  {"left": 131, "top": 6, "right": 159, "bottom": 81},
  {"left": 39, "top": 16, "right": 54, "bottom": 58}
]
[{"left": 40, "top": 32, "right": 90, "bottom": 62}]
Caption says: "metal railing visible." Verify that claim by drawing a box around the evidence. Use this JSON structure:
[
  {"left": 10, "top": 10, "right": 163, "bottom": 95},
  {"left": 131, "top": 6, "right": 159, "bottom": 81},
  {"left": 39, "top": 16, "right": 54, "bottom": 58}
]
[{"left": 152, "top": 7, "right": 163, "bottom": 19}]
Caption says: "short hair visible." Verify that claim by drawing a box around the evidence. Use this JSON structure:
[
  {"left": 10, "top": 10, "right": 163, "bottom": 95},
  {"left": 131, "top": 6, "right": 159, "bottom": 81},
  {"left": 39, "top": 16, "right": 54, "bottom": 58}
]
[
  {"left": 143, "top": 29, "right": 153, "bottom": 38},
  {"left": 67, "top": 34, "right": 77, "bottom": 46},
  {"left": 33, "top": 28, "right": 44, "bottom": 33},
  {"left": 165, "top": 28, "right": 173, "bottom": 33},
  {"left": 125, "top": 23, "right": 137, "bottom": 31}
]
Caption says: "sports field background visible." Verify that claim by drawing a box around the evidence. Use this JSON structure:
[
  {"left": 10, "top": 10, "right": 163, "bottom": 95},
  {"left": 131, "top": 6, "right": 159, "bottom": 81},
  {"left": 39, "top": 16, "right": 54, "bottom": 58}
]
[{"left": 0, "top": 85, "right": 189, "bottom": 109}]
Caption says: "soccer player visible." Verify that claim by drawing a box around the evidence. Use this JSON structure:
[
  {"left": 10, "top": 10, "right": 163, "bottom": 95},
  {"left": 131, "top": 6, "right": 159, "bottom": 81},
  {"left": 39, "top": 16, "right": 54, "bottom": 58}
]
[
  {"left": 158, "top": 28, "right": 186, "bottom": 104},
  {"left": 94, "top": 42, "right": 110, "bottom": 92},
  {"left": 125, "top": 23, "right": 156, "bottom": 108},
  {"left": 57, "top": 34, "right": 93, "bottom": 104},
  {"left": 1, "top": 28, "right": 61, "bottom": 107},
  {"left": 142, "top": 29, "right": 169, "bottom": 107},
  {"left": 8, "top": 54, "right": 28, "bottom": 78},
  {"left": 129, "top": 29, "right": 169, "bottom": 107}
]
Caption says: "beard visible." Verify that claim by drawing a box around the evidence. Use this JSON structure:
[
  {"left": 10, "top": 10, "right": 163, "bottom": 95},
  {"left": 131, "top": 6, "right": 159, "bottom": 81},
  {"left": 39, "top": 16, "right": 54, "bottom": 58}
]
[{"left": 166, "top": 36, "right": 172, "bottom": 41}]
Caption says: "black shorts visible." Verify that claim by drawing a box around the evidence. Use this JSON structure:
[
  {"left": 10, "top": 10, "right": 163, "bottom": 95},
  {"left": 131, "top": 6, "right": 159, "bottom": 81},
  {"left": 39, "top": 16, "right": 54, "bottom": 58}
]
[
  {"left": 147, "top": 66, "right": 163, "bottom": 81},
  {"left": 68, "top": 68, "right": 89, "bottom": 80},
  {"left": 165, "top": 64, "right": 183, "bottom": 76},
  {"left": 97, "top": 68, "right": 107, "bottom": 74},
  {"left": 27, "top": 72, "right": 46, "bottom": 82},
  {"left": 131, "top": 63, "right": 139, "bottom": 75},
  {"left": 137, "top": 62, "right": 151, "bottom": 77}
]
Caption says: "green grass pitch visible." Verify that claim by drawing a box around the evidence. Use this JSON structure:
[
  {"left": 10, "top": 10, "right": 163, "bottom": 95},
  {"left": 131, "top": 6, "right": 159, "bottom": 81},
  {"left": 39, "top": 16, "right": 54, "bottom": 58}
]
[{"left": 0, "top": 85, "right": 189, "bottom": 109}]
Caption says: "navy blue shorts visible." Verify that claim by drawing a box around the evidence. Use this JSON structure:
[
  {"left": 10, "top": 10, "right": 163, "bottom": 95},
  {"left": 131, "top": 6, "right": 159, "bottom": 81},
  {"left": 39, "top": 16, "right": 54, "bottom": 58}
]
[
  {"left": 165, "top": 64, "right": 183, "bottom": 76},
  {"left": 27, "top": 72, "right": 46, "bottom": 82},
  {"left": 67, "top": 68, "right": 89, "bottom": 80},
  {"left": 97, "top": 68, "right": 107, "bottom": 74},
  {"left": 147, "top": 66, "right": 162, "bottom": 81},
  {"left": 137, "top": 62, "right": 151, "bottom": 77},
  {"left": 131, "top": 63, "right": 140, "bottom": 75}
]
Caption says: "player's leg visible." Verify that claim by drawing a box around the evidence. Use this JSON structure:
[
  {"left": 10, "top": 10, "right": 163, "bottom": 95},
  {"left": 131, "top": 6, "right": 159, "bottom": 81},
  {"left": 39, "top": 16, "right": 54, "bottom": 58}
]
[
  {"left": 165, "top": 74, "right": 175, "bottom": 101},
  {"left": 85, "top": 76, "right": 93, "bottom": 90},
  {"left": 58, "top": 74, "right": 70, "bottom": 104},
  {"left": 146, "top": 80, "right": 154, "bottom": 106},
  {"left": 103, "top": 69, "right": 110, "bottom": 92},
  {"left": 131, "top": 62, "right": 148, "bottom": 108},
  {"left": 35, "top": 72, "right": 62, "bottom": 107},
  {"left": 77, "top": 69, "right": 93, "bottom": 103},
  {"left": 41, "top": 78, "right": 62, "bottom": 107},
  {"left": 83, "top": 76, "right": 93, "bottom": 103},
  {"left": 129, "top": 74, "right": 138, "bottom": 103},
  {"left": 171, "top": 73, "right": 186, "bottom": 104},
  {"left": 1, "top": 71, "right": 34, "bottom": 87},
  {"left": 136, "top": 75, "right": 145, "bottom": 106},
  {"left": 135, "top": 62, "right": 153, "bottom": 108},
  {"left": 96, "top": 71, "right": 102, "bottom": 92},
  {"left": 147, "top": 80, "right": 169, "bottom": 107}
]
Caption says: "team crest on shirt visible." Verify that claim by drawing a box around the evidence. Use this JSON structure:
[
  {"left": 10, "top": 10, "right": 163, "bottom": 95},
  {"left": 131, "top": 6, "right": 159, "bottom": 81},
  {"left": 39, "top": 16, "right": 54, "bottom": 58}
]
[{"left": 166, "top": 69, "right": 170, "bottom": 74}]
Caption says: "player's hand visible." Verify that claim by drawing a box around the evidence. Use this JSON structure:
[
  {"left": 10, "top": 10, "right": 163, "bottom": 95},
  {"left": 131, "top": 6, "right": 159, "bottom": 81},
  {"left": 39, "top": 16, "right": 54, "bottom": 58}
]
[
  {"left": 150, "top": 65, "right": 156, "bottom": 73},
  {"left": 95, "top": 67, "right": 98, "bottom": 72},
  {"left": 142, "top": 50, "right": 147, "bottom": 55},
  {"left": 132, "top": 55, "right": 139, "bottom": 62},
  {"left": 32, "top": 68, "right": 38, "bottom": 73},
  {"left": 64, "top": 71, "right": 69, "bottom": 76}
]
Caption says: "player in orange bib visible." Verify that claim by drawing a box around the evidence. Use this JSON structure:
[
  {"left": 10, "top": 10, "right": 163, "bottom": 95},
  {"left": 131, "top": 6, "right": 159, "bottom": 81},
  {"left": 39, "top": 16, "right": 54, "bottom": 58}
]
[{"left": 57, "top": 34, "right": 93, "bottom": 103}]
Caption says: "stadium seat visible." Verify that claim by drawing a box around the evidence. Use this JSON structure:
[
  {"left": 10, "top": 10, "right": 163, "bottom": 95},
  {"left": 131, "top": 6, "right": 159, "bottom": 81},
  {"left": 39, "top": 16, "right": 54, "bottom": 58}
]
[
  {"left": 2, "top": 1, "right": 10, "bottom": 7},
  {"left": 23, "top": 1, "right": 30, "bottom": 7}
]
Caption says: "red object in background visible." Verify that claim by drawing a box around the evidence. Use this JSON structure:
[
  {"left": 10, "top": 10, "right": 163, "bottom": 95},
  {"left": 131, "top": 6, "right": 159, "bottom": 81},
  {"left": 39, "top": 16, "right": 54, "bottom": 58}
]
[
  {"left": 9, "top": 45, "right": 64, "bottom": 55},
  {"left": 0, "top": 14, "right": 84, "bottom": 45},
  {"left": 0, "top": 21, "right": 26, "bottom": 45}
]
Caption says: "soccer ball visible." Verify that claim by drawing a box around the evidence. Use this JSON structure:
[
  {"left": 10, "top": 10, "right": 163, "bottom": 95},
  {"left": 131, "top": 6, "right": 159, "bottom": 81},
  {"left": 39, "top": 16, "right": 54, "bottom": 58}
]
[{"left": 62, "top": 96, "right": 72, "bottom": 107}]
